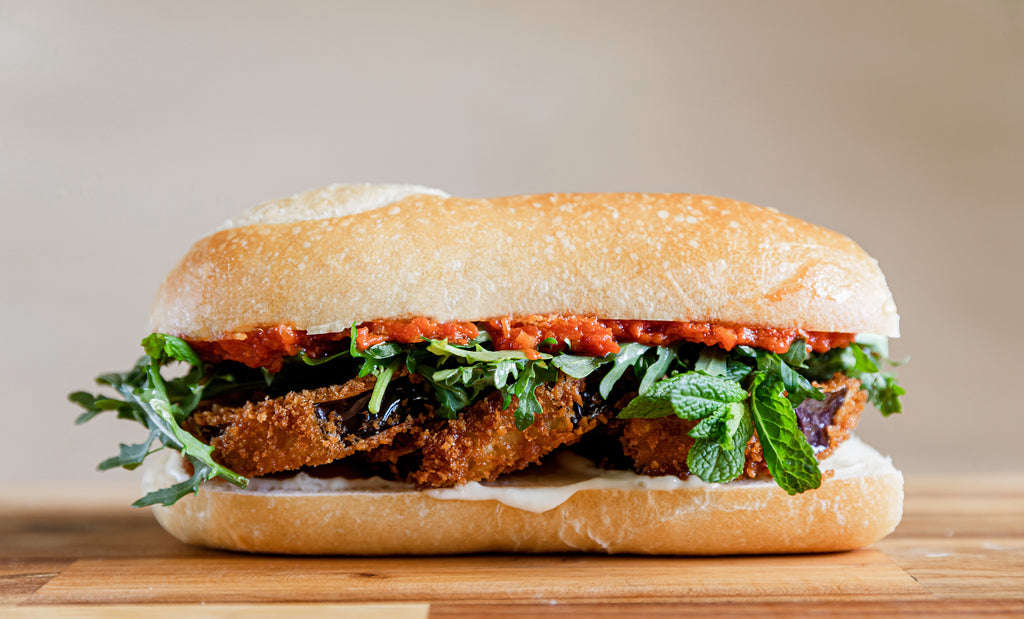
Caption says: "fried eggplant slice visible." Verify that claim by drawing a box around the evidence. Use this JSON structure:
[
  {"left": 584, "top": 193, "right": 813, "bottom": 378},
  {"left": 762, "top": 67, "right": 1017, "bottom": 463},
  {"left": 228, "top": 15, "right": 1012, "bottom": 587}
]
[
  {"left": 187, "top": 375, "right": 432, "bottom": 477},
  {"left": 622, "top": 374, "right": 866, "bottom": 480},
  {"left": 406, "top": 376, "right": 608, "bottom": 487}
]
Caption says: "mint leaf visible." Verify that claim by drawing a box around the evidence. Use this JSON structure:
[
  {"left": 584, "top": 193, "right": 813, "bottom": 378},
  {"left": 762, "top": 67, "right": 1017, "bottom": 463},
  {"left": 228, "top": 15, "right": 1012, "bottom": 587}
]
[
  {"left": 615, "top": 395, "right": 675, "bottom": 419},
  {"left": 618, "top": 372, "right": 746, "bottom": 420},
  {"left": 688, "top": 401, "right": 751, "bottom": 450},
  {"left": 687, "top": 442, "right": 737, "bottom": 483},
  {"left": 687, "top": 406, "right": 727, "bottom": 439},
  {"left": 687, "top": 402, "right": 753, "bottom": 483},
  {"left": 718, "top": 401, "right": 749, "bottom": 450},
  {"left": 687, "top": 437, "right": 745, "bottom": 483},
  {"left": 749, "top": 373, "right": 821, "bottom": 495},
  {"left": 735, "top": 345, "right": 823, "bottom": 406}
]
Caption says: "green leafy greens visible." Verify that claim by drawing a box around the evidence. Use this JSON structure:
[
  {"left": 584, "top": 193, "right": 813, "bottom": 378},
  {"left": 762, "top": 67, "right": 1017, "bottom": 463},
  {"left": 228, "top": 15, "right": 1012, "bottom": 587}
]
[
  {"left": 800, "top": 340, "right": 906, "bottom": 415},
  {"left": 556, "top": 338, "right": 904, "bottom": 494},
  {"left": 73, "top": 329, "right": 906, "bottom": 505},
  {"left": 70, "top": 334, "right": 250, "bottom": 507},
  {"left": 749, "top": 373, "right": 822, "bottom": 494}
]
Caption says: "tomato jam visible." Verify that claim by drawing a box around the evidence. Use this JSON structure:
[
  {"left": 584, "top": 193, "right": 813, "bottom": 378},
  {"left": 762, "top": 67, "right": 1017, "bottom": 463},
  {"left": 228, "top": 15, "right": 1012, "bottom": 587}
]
[{"left": 187, "top": 315, "right": 854, "bottom": 371}]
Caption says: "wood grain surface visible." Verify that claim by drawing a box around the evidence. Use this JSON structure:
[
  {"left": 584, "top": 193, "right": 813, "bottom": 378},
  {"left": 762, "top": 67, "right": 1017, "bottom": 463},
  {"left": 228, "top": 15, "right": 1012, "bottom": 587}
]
[{"left": 1, "top": 474, "right": 1022, "bottom": 617}]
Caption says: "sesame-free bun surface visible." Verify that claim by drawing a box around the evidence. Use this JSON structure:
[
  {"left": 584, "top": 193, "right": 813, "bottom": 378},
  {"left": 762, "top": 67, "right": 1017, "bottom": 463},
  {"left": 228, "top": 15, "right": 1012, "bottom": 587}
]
[
  {"left": 143, "top": 437, "right": 903, "bottom": 555},
  {"left": 148, "top": 184, "right": 900, "bottom": 339}
]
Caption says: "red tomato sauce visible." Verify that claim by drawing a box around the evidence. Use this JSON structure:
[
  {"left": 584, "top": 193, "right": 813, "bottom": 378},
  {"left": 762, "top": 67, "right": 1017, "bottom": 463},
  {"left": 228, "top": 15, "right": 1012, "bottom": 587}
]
[{"left": 187, "top": 315, "right": 854, "bottom": 371}]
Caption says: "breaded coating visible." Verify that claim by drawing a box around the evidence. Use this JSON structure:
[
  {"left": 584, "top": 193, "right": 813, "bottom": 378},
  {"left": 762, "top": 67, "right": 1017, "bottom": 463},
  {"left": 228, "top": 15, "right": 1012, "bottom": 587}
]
[
  {"left": 619, "top": 417, "right": 699, "bottom": 477},
  {"left": 405, "top": 376, "right": 606, "bottom": 487},
  {"left": 623, "top": 374, "right": 865, "bottom": 481},
  {"left": 187, "top": 375, "right": 431, "bottom": 477}
]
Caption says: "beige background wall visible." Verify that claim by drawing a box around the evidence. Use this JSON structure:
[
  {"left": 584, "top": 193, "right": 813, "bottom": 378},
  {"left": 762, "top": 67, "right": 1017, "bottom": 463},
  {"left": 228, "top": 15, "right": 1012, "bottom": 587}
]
[{"left": 1, "top": 1, "right": 1021, "bottom": 485}]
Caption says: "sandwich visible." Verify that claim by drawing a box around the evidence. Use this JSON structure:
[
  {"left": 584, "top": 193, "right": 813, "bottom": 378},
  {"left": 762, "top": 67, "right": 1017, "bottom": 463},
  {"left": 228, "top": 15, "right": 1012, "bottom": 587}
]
[{"left": 71, "top": 184, "right": 906, "bottom": 555}]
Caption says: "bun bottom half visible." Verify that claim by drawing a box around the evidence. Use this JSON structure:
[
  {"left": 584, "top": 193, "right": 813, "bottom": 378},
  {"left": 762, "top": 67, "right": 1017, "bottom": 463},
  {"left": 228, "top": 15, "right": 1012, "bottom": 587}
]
[{"left": 142, "top": 437, "right": 903, "bottom": 555}]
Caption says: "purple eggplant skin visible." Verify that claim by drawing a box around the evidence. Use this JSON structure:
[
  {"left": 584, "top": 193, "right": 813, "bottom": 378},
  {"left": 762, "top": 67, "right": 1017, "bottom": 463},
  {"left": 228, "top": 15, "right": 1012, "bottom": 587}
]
[{"left": 794, "top": 388, "right": 848, "bottom": 452}]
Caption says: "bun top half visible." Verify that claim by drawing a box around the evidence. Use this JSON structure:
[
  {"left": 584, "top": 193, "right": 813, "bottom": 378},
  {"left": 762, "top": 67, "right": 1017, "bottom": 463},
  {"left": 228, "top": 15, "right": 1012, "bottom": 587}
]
[{"left": 148, "top": 184, "right": 900, "bottom": 340}]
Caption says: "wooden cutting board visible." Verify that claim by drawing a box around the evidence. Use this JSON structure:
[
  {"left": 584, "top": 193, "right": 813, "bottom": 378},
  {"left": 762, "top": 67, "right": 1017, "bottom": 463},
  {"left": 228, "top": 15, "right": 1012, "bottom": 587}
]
[{"left": 2, "top": 474, "right": 1022, "bottom": 617}]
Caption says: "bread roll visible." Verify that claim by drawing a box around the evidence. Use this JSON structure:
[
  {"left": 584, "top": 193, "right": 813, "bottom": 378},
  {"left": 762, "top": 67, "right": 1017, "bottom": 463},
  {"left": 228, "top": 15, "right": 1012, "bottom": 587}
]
[
  {"left": 139, "top": 185, "right": 903, "bottom": 555},
  {"left": 143, "top": 437, "right": 903, "bottom": 555},
  {"left": 148, "top": 185, "right": 899, "bottom": 339}
]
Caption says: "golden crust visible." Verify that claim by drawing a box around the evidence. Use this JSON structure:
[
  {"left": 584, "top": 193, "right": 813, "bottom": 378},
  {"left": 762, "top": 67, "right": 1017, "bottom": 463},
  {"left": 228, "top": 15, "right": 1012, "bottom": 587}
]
[
  {"left": 186, "top": 376, "right": 415, "bottom": 478},
  {"left": 143, "top": 438, "right": 903, "bottom": 555},
  {"left": 148, "top": 185, "right": 899, "bottom": 339},
  {"left": 410, "top": 376, "right": 599, "bottom": 487}
]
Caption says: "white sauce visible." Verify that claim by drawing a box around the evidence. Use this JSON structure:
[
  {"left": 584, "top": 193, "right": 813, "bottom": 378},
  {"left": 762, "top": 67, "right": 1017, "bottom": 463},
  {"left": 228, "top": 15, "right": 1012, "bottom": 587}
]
[
  {"left": 422, "top": 452, "right": 698, "bottom": 513},
  {"left": 152, "top": 436, "right": 894, "bottom": 514}
]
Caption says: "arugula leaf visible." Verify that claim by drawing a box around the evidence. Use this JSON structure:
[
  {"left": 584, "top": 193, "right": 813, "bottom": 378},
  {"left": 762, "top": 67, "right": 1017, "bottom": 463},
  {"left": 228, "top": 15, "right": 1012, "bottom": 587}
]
[
  {"left": 71, "top": 336, "right": 249, "bottom": 507},
  {"left": 748, "top": 373, "right": 821, "bottom": 495},
  {"left": 98, "top": 439, "right": 155, "bottom": 471},
  {"left": 493, "top": 359, "right": 515, "bottom": 390},
  {"left": 636, "top": 345, "right": 677, "bottom": 394},
  {"left": 76, "top": 323, "right": 906, "bottom": 505},
  {"left": 70, "top": 391, "right": 133, "bottom": 424},
  {"left": 141, "top": 333, "right": 201, "bottom": 367},
  {"left": 779, "top": 339, "right": 808, "bottom": 367},
  {"left": 297, "top": 349, "right": 351, "bottom": 366},
  {"left": 799, "top": 342, "right": 905, "bottom": 415},
  {"left": 418, "top": 339, "right": 562, "bottom": 427},
  {"left": 426, "top": 339, "right": 547, "bottom": 363},
  {"left": 427, "top": 381, "right": 469, "bottom": 419},
  {"left": 598, "top": 343, "right": 648, "bottom": 399},
  {"left": 508, "top": 362, "right": 558, "bottom": 430},
  {"left": 859, "top": 372, "right": 906, "bottom": 416},
  {"left": 725, "top": 358, "right": 753, "bottom": 382},
  {"left": 695, "top": 347, "right": 728, "bottom": 376},
  {"left": 367, "top": 360, "right": 399, "bottom": 416},
  {"left": 551, "top": 354, "right": 610, "bottom": 379},
  {"left": 849, "top": 344, "right": 880, "bottom": 373},
  {"left": 778, "top": 359, "right": 824, "bottom": 406},
  {"left": 734, "top": 345, "right": 823, "bottom": 406},
  {"left": 362, "top": 341, "right": 404, "bottom": 359},
  {"left": 135, "top": 465, "right": 221, "bottom": 508}
]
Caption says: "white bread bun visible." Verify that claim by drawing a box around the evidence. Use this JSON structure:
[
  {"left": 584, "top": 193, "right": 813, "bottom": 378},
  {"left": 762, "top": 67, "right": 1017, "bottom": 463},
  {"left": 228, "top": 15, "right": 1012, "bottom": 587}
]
[
  {"left": 143, "top": 437, "right": 903, "bottom": 555},
  {"left": 148, "top": 184, "right": 899, "bottom": 339}
]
